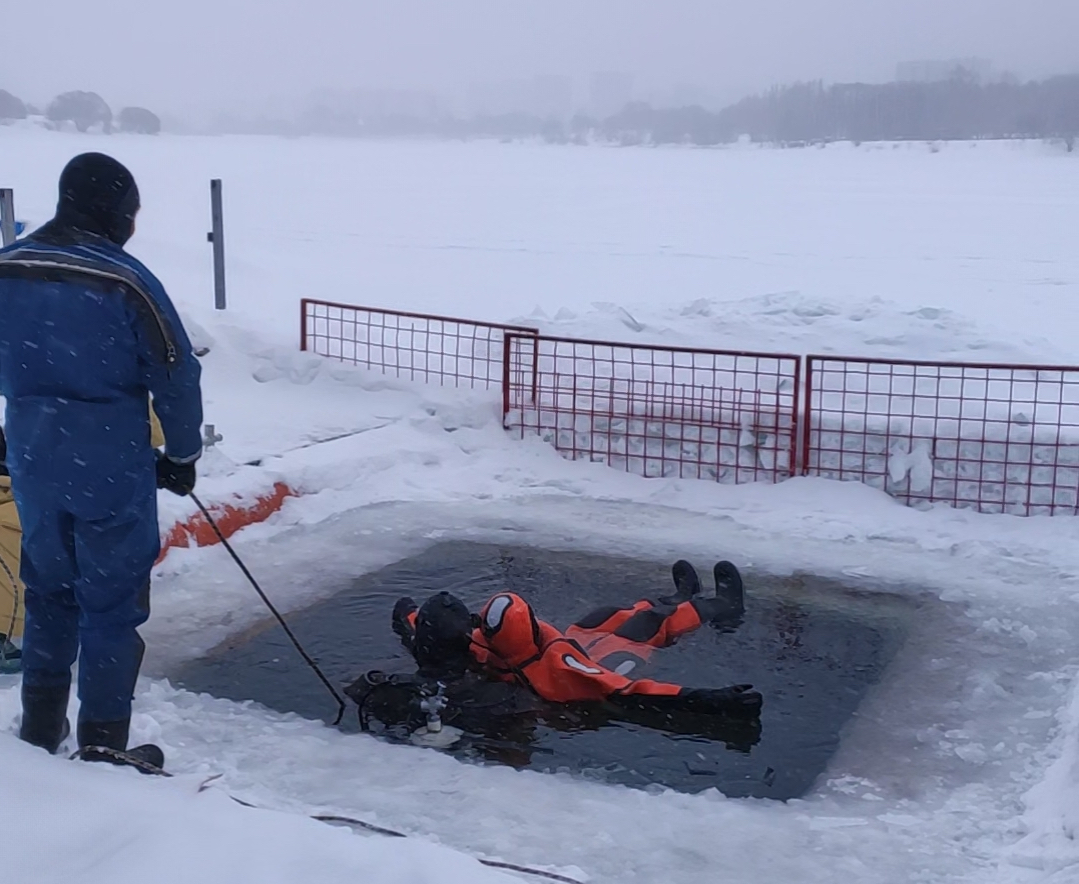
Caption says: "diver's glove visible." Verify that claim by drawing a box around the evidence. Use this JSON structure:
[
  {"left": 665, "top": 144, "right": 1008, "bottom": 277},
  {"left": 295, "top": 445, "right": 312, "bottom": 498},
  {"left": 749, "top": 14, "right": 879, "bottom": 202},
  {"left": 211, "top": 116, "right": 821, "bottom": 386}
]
[{"left": 677, "top": 685, "right": 763, "bottom": 718}]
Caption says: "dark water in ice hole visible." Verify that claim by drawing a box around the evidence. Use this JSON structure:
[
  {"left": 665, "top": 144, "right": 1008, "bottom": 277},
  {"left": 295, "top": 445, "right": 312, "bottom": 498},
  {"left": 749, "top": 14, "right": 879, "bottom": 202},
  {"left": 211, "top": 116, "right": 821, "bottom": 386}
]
[{"left": 173, "top": 542, "right": 922, "bottom": 800}]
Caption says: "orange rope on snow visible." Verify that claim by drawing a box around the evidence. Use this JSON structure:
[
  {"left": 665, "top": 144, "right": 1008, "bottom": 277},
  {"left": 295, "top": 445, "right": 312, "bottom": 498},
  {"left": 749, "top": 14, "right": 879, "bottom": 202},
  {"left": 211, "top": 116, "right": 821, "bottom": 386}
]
[{"left": 156, "top": 482, "right": 295, "bottom": 564}]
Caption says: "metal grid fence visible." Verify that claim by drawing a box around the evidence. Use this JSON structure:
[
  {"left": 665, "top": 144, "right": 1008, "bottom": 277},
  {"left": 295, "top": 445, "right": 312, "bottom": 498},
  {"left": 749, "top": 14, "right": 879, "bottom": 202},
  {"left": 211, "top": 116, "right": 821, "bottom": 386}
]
[
  {"left": 300, "top": 298, "right": 537, "bottom": 389},
  {"left": 803, "top": 355, "right": 1079, "bottom": 516},
  {"left": 296, "top": 298, "right": 1079, "bottom": 515},
  {"left": 504, "top": 333, "right": 800, "bottom": 484}
]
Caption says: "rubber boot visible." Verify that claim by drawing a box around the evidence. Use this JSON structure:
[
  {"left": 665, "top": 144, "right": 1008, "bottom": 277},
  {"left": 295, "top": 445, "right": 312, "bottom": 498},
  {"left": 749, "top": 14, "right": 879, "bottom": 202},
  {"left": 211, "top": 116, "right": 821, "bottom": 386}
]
[
  {"left": 660, "top": 560, "right": 702, "bottom": 605},
  {"left": 78, "top": 719, "right": 165, "bottom": 772},
  {"left": 19, "top": 683, "right": 71, "bottom": 754},
  {"left": 711, "top": 561, "right": 745, "bottom": 620}
]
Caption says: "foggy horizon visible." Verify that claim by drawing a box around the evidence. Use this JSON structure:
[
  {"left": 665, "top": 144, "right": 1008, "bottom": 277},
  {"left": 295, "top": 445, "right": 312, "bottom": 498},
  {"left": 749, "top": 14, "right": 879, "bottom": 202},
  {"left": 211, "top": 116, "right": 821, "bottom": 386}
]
[{"left": 3, "top": 0, "right": 1078, "bottom": 122}]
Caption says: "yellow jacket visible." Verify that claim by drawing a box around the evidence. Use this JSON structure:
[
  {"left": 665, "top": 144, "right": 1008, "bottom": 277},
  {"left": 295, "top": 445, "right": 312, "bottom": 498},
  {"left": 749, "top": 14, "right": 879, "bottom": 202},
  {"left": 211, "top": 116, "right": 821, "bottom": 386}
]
[
  {"left": 0, "top": 406, "right": 166, "bottom": 639},
  {"left": 0, "top": 476, "right": 20, "bottom": 639}
]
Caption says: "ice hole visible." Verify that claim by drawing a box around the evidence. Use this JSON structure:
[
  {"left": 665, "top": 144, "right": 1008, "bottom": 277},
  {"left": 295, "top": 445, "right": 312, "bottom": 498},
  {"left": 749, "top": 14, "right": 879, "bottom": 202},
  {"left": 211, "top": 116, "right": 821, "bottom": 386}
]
[{"left": 174, "top": 542, "right": 928, "bottom": 800}]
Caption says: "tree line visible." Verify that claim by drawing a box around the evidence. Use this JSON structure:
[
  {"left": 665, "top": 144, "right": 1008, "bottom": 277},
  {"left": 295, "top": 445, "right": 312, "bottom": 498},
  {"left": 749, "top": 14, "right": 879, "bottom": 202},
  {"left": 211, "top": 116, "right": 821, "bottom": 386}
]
[
  {"left": 217, "top": 73, "right": 1079, "bottom": 149},
  {"left": 0, "top": 89, "right": 161, "bottom": 135},
  {"left": 5, "top": 73, "right": 1078, "bottom": 148},
  {"left": 598, "top": 74, "right": 1079, "bottom": 149}
]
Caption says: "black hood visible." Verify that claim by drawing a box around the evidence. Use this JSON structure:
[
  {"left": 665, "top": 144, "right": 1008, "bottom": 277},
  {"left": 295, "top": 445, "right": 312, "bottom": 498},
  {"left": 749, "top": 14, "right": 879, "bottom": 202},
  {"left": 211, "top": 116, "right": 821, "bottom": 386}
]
[
  {"left": 414, "top": 592, "right": 474, "bottom": 675},
  {"left": 37, "top": 153, "right": 141, "bottom": 247}
]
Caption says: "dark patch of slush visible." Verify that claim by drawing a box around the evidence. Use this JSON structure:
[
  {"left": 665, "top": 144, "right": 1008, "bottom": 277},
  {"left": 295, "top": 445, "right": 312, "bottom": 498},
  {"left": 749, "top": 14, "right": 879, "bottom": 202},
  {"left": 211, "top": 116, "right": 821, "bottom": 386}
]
[{"left": 174, "top": 542, "right": 921, "bottom": 799}]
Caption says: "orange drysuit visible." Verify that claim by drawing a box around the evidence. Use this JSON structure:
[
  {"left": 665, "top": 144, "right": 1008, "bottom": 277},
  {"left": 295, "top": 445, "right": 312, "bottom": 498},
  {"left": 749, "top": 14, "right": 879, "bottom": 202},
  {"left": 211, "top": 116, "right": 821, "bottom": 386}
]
[{"left": 397, "top": 592, "right": 709, "bottom": 703}]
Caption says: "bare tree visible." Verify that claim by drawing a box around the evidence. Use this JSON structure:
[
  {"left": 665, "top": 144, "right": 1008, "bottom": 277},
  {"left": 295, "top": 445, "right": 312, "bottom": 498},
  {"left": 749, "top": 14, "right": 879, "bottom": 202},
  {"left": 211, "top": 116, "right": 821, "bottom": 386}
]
[{"left": 46, "top": 91, "right": 112, "bottom": 133}]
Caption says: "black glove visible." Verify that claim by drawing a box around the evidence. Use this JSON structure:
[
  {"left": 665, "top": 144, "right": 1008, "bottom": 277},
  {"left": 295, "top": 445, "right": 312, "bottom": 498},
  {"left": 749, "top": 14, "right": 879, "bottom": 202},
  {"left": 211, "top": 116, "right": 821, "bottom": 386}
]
[
  {"left": 155, "top": 452, "right": 197, "bottom": 496},
  {"left": 678, "top": 685, "right": 763, "bottom": 719}
]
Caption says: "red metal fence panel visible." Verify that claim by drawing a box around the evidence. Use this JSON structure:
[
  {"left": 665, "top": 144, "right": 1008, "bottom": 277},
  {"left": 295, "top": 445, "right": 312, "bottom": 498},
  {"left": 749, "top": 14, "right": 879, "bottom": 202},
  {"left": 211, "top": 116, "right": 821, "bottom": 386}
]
[
  {"left": 504, "top": 333, "right": 800, "bottom": 484},
  {"left": 803, "top": 355, "right": 1079, "bottom": 516},
  {"left": 301, "top": 298, "right": 537, "bottom": 389}
]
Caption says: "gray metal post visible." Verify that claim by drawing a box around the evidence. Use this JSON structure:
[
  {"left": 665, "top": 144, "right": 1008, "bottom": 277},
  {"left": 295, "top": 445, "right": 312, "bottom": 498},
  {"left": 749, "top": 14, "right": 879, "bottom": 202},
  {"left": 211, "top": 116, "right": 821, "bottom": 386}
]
[
  {"left": 207, "top": 179, "right": 227, "bottom": 309},
  {"left": 0, "top": 189, "right": 15, "bottom": 247}
]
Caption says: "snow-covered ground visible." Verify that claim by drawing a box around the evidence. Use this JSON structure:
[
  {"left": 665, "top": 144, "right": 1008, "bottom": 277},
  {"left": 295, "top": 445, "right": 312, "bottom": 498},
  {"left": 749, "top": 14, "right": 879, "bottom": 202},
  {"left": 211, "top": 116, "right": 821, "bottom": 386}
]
[{"left": 2, "top": 128, "right": 1079, "bottom": 883}]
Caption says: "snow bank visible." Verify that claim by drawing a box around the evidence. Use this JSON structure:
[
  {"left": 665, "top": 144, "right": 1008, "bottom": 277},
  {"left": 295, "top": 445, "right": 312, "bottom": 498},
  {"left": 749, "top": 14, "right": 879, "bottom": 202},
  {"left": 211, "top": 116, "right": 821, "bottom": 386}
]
[
  {"left": 1007, "top": 676, "right": 1079, "bottom": 877},
  {"left": 0, "top": 732, "right": 516, "bottom": 884}
]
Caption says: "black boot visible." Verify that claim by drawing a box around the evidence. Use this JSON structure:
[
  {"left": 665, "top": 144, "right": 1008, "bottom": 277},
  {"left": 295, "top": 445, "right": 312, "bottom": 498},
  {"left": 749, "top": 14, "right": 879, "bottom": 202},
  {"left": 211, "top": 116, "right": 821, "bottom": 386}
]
[
  {"left": 78, "top": 719, "right": 165, "bottom": 772},
  {"left": 20, "top": 683, "right": 71, "bottom": 754},
  {"left": 711, "top": 561, "right": 745, "bottom": 620},
  {"left": 660, "top": 560, "right": 702, "bottom": 604}
]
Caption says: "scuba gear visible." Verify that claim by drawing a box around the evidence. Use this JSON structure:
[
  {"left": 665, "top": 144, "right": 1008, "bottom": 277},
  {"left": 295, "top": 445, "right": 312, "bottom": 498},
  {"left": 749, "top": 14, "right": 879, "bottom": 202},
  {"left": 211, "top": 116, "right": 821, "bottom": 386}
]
[
  {"left": 419, "top": 682, "right": 448, "bottom": 733},
  {"left": 410, "top": 682, "right": 464, "bottom": 748},
  {"left": 347, "top": 665, "right": 764, "bottom": 762},
  {"left": 346, "top": 668, "right": 542, "bottom": 734}
]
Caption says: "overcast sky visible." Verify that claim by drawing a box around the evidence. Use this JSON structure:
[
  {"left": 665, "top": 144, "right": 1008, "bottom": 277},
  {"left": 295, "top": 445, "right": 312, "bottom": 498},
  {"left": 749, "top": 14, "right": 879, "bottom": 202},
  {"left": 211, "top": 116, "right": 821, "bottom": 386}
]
[{"left": 3, "top": 0, "right": 1078, "bottom": 117}]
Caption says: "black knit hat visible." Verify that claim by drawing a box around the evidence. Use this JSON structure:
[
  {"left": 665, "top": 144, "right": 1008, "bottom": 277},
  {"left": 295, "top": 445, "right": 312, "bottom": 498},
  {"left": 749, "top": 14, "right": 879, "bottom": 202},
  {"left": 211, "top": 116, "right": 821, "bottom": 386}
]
[{"left": 54, "top": 153, "right": 141, "bottom": 246}]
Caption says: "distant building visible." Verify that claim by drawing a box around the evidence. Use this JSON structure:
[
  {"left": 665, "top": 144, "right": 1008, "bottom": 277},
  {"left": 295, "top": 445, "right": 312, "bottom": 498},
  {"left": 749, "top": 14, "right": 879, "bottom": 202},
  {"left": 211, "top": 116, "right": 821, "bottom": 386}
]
[
  {"left": 896, "top": 58, "right": 996, "bottom": 84},
  {"left": 589, "top": 71, "right": 634, "bottom": 118}
]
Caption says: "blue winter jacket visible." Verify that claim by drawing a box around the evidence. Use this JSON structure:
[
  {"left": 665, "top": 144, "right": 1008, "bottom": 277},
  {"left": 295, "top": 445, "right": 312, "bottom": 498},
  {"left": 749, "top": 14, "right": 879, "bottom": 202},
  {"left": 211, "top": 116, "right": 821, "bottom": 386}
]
[{"left": 0, "top": 232, "right": 202, "bottom": 520}]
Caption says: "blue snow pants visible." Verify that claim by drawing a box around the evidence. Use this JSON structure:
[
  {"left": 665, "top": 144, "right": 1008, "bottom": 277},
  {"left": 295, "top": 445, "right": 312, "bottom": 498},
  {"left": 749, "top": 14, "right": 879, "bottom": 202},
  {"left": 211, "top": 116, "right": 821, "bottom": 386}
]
[{"left": 16, "top": 482, "right": 159, "bottom": 724}]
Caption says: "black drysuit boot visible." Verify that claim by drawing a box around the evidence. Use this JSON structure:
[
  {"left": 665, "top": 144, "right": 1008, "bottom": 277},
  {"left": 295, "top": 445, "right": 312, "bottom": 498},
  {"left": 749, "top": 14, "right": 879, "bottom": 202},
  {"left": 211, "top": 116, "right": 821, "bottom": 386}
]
[
  {"left": 661, "top": 560, "right": 702, "bottom": 604},
  {"left": 19, "top": 683, "right": 71, "bottom": 754},
  {"left": 711, "top": 561, "right": 745, "bottom": 620},
  {"left": 78, "top": 719, "right": 165, "bottom": 772}
]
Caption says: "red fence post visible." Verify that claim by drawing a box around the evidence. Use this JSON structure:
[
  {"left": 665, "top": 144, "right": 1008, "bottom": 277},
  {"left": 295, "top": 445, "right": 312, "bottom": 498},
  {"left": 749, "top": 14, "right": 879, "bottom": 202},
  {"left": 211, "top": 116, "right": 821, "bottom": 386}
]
[
  {"left": 502, "top": 332, "right": 513, "bottom": 425},
  {"left": 801, "top": 357, "right": 814, "bottom": 477},
  {"left": 531, "top": 333, "right": 540, "bottom": 406}
]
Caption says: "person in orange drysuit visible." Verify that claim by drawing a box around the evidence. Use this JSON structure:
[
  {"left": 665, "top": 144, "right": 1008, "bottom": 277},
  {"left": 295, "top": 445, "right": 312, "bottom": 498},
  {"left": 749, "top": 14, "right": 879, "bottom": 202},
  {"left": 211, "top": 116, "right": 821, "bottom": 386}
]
[{"left": 391, "top": 560, "right": 761, "bottom": 718}]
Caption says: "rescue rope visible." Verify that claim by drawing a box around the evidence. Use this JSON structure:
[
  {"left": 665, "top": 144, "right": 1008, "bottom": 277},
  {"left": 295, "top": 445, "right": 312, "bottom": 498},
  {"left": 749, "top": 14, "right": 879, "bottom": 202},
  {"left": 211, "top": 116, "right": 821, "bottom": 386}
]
[
  {"left": 70, "top": 746, "right": 173, "bottom": 776},
  {"left": 188, "top": 492, "right": 347, "bottom": 726}
]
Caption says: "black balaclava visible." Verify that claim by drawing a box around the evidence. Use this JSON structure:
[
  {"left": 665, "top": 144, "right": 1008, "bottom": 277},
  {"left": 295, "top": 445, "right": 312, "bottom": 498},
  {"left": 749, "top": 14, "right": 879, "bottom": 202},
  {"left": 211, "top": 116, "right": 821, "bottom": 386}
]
[
  {"left": 414, "top": 592, "right": 474, "bottom": 675},
  {"left": 49, "top": 153, "right": 141, "bottom": 246}
]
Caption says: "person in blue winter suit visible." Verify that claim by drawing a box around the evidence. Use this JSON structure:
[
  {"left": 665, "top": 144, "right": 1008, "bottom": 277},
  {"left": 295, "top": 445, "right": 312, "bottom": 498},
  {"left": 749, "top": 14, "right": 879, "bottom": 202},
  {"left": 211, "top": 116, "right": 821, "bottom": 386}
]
[{"left": 0, "top": 153, "right": 204, "bottom": 769}]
